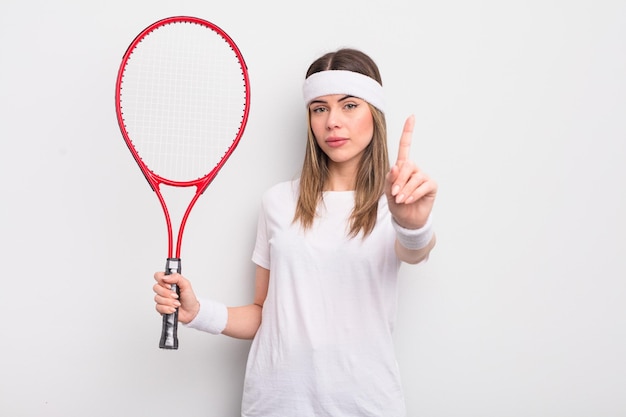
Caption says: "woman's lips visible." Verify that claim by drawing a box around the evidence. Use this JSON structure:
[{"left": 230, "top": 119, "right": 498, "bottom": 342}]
[{"left": 325, "top": 137, "right": 348, "bottom": 148}]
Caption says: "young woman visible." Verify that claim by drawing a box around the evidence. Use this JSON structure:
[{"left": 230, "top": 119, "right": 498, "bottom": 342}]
[{"left": 153, "top": 48, "right": 437, "bottom": 416}]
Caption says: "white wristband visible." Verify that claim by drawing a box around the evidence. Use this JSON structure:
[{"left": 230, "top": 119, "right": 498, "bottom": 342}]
[
  {"left": 185, "top": 298, "right": 228, "bottom": 335},
  {"left": 391, "top": 216, "right": 434, "bottom": 250}
]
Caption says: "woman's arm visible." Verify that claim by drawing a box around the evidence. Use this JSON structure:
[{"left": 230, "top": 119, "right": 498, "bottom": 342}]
[
  {"left": 222, "top": 265, "right": 269, "bottom": 340},
  {"left": 385, "top": 116, "right": 438, "bottom": 264},
  {"left": 153, "top": 265, "right": 270, "bottom": 340},
  {"left": 395, "top": 233, "right": 436, "bottom": 264}
]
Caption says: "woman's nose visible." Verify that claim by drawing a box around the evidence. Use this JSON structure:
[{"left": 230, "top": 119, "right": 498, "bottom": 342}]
[{"left": 326, "top": 108, "right": 341, "bottom": 130}]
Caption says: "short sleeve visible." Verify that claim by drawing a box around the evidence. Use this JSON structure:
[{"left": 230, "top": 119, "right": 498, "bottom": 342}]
[{"left": 251, "top": 197, "right": 270, "bottom": 269}]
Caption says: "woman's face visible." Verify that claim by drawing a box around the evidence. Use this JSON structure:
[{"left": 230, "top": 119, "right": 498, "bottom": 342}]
[{"left": 309, "top": 94, "right": 374, "bottom": 168}]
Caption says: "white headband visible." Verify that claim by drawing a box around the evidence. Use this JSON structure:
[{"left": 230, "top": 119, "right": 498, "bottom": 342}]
[{"left": 302, "top": 70, "right": 386, "bottom": 113}]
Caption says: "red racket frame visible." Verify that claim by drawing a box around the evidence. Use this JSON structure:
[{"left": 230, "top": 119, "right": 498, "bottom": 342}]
[{"left": 114, "top": 16, "right": 250, "bottom": 349}]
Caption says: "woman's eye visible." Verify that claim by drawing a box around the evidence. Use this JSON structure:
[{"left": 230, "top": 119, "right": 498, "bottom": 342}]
[
  {"left": 312, "top": 107, "right": 327, "bottom": 113},
  {"left": 344, "top": 103, "right": 358, "bottom": 110}
]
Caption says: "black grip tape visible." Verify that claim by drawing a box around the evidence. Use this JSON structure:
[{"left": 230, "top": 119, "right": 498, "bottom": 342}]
[{"left": 159, "top": 258, "right": 181, "bottom": 349}]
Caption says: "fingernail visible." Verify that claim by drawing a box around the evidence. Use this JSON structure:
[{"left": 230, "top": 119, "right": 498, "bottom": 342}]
[
  {"left": 405, "top": 195, "right": 414, "bottom": 204},
  {"left": 392, "top": 185, "right": 400, "bottom": 196},
  {"left": 396, "top": 194, "right": 405, "bottom": 203}
]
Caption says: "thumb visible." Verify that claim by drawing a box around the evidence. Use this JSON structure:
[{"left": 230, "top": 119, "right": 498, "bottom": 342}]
[{"left": 385, "top": 165, "right": 400, "bottom": 198}]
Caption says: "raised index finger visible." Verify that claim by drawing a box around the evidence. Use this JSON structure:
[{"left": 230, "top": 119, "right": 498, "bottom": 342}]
[{"left": 396, "top": 115, "right": 415, "bottom": 164}]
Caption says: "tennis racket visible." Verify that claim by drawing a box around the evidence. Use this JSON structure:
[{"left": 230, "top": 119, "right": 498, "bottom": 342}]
[{"left": 115, "top": 16, "right": 250, "bottom": 349}]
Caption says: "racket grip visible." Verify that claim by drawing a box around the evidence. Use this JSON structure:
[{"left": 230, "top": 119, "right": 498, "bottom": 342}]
[{"left": 159, "top": 258, "right": 181, "bottom": 350}]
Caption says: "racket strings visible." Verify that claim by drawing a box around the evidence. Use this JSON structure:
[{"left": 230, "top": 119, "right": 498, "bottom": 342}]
[{"left": 120, "top": 22, "right": 247, "bottom": 182}]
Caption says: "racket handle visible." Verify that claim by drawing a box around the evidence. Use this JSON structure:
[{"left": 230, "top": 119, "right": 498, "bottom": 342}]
[{"left": 159, "top": 258, "right": 181, "bottom": 350}]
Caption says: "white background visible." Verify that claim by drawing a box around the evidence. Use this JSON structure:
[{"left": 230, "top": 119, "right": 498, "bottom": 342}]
[{"left": 1, "top": 0, "right": 625, "bottom": 416}]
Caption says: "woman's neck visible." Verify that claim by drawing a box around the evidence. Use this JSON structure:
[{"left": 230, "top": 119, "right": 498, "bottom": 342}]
[
  {"left": 324, "top": 180, "right": 354, "bottom": 191},
  {"left": 325, "top": 164, "right": 357, "bottom": 191}
]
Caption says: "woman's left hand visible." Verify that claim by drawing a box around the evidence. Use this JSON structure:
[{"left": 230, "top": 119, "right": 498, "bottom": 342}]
[{"left": 384, "top": 115, "right": 438, "bottom": 229}]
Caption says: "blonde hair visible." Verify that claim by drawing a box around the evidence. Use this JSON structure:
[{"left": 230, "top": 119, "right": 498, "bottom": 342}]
[{"left": 294, "top": 49, "right": 389, "bottom": 238}]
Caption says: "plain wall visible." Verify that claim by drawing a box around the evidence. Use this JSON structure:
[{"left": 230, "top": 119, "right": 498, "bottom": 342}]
[{"left": 1, "top": 0, "right": 625, "bottom": 416}]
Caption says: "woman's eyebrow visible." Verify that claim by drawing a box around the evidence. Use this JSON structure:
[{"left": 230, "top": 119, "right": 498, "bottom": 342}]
[{"left": 310, "top": 95, "right": 355, "bottom": 105}]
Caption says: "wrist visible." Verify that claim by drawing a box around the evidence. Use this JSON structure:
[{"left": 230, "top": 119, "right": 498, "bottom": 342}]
[
  {"left": 391, "top": 215, "right": 434, "bottom": 250},
  {"left": 185, "top": 298, "right": 228, "bottom": 335}
]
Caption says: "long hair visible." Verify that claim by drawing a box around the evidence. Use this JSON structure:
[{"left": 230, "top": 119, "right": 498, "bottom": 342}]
[{"left": 294, "top": 48, "right": 389, "bottom": 238}]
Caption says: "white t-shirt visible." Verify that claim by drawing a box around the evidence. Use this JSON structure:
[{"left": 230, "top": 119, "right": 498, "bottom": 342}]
[{"left": 242, "top": 180, "right": 406, "bottom": 417}]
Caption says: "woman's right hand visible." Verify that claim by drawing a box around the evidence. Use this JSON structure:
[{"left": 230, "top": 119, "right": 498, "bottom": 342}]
[{"left": 153, "top": 272, "right": 200, "bottom": 324}]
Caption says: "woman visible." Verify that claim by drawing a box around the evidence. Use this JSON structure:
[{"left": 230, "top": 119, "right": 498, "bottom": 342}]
[{"left": 154, "top": 48, "right": 437, "bottom": 416}]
